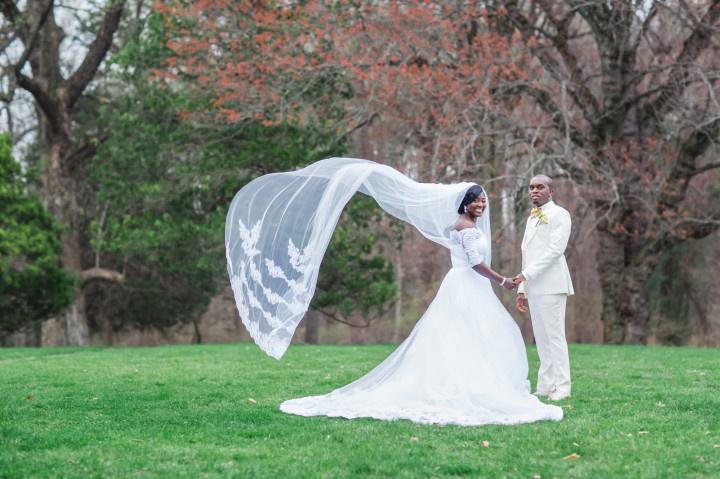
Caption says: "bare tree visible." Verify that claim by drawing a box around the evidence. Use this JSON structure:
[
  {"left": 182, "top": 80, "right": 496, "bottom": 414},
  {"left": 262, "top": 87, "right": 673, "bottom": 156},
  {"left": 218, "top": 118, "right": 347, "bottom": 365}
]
[
  {"left": 0, "top": 0, "right": 126, "bottom": 345},
  {"left": 500, "top": 0, "right": 720, "bottom": 343}
]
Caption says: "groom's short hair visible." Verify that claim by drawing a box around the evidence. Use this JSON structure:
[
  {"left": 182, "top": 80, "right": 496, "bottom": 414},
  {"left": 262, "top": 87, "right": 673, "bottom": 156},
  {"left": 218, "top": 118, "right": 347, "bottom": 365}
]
[{"left": 531, "top": 174, "right": 554, "bottom": 192}]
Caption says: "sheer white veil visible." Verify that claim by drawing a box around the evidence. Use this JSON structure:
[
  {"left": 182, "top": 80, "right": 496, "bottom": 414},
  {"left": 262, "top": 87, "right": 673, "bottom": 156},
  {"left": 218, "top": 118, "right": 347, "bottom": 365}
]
[{"left": 225, "top": 157, "right": 491, "bottom": 358}]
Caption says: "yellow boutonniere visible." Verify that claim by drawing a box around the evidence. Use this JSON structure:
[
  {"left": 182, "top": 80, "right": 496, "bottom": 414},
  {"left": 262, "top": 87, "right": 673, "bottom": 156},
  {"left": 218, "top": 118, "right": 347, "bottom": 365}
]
[{"left": 530, "top": 207, "right": 549, "bottom": 225}]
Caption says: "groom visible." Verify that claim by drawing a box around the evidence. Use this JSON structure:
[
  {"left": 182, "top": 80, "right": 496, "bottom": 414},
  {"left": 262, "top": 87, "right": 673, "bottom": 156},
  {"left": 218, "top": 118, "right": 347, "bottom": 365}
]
[{"left": 512, "top": 175, "right": 574, "bottom": 401}]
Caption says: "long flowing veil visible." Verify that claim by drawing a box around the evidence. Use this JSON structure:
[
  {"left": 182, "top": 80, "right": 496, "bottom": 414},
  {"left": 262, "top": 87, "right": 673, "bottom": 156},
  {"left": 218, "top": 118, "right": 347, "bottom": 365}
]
[{"left": 225, "top": 157, "right": 490, "bottom": 358}]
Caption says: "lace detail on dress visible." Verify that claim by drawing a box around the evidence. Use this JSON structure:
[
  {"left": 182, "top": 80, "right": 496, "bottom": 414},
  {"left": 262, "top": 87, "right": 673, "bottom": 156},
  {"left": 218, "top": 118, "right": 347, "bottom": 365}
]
[
  {"left": 228, "top": 218, "right": 312, "bottom": 358},
  {"left": 453, "top": 228, "right": 486, "bottom": 266}
]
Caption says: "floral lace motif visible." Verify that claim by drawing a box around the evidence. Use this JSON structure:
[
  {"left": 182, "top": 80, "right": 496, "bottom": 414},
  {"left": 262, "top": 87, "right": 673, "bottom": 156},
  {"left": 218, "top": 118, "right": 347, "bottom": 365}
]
[
  {"left": 229, "top": 218, "right": 312, "bottom": 358},
  {"left": 452, "top": 228, "right": 486, "bottom": 266}
]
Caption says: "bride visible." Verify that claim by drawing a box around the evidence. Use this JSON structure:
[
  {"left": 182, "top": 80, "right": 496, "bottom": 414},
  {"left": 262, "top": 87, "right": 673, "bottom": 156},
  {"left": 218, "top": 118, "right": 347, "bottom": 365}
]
[{"left": 226, "top": 158, "right": 563, "bottom": 426}]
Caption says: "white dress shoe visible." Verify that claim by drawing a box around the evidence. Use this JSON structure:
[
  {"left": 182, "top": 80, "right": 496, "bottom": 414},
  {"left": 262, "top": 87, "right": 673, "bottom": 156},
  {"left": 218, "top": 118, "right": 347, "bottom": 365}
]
[{"left": 548, "top": 390, "right": 570, "bottom": 401}]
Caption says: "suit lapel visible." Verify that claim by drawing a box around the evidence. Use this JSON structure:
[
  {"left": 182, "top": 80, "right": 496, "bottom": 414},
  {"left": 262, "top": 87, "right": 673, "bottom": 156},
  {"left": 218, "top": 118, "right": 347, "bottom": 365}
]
[
  {"left": 521, "top": 217, "right": 536, "bottom": 248},
  {"left": 523, "top": 202, "right": 554, "bottom": 248},
  {"left": 523, "top": 218, "right": 539, "bottom": 247}
]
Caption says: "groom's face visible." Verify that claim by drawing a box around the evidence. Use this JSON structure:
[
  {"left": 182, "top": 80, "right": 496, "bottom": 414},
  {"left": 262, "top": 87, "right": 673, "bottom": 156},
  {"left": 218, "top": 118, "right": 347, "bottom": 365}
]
[{"left": 529, "top": 177, "right": 552, "bottom": 207}]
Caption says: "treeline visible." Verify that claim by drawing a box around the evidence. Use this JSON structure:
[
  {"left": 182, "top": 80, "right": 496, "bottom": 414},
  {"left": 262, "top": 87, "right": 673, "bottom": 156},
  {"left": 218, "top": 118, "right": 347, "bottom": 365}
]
[
  {"left": 0, "top": 3, "right": 395, "bottom": 345},
  {"left": 1, "top": 1, "right": 719, "bottom": 346}
]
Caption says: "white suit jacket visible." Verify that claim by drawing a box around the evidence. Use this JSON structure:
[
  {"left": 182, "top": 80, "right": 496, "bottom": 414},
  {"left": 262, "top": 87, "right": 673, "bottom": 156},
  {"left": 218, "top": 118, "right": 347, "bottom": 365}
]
[{"left": 518, "top": 201, "right": 574, "bottom": 296}]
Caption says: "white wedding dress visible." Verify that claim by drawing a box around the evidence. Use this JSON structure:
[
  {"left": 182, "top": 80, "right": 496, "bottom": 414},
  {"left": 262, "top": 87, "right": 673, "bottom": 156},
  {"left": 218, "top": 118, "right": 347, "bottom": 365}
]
[{"left": 280, "top": 227, "right": 563, "bottom": 426}]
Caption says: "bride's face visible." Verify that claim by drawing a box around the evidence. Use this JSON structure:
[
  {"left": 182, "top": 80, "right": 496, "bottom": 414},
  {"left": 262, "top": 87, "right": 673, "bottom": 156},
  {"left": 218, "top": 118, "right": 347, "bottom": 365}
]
[{"left": 467, "top": 195, "right": 486, "bottom": 218}]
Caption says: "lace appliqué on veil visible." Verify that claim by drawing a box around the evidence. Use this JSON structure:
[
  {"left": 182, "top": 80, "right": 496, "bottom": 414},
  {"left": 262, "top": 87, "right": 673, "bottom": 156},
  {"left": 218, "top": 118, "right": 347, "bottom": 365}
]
[{"left": 229, "top": 219, "right": 312, "bottom": 358}]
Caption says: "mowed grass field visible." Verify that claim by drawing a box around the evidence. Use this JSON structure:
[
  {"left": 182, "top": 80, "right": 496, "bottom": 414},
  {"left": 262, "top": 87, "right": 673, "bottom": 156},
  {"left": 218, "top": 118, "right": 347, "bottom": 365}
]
[{"left": 1, "top": 343, "right": 718, "bottom": 478}]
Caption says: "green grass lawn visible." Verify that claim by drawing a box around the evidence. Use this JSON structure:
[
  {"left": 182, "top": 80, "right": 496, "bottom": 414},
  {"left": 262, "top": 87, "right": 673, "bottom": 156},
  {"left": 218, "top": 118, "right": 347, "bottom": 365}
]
[{"left": 1, "top": 343, "right": 718, "bottom": 478}]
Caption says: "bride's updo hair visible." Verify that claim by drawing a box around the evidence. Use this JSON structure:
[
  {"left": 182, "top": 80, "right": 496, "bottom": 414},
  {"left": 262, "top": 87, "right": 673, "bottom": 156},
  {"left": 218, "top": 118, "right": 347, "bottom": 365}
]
[{"left": 457, "top": 185, "right": 485, "bottom": 214}]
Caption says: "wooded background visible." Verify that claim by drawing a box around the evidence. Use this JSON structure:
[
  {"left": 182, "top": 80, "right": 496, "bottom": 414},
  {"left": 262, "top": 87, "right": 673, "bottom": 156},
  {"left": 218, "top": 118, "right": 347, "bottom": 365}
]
[{"left": 2, "top": 0, "right": 719, "bottom": 348}]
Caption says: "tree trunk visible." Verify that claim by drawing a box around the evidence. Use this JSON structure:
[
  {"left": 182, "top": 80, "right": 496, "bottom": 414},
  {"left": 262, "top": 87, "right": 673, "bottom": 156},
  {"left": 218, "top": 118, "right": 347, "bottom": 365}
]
[
  {"left": 621, "top": 264, "right": 652, "bottom": 344},
  {"left": 4, "top": 0, "right": 125, "bottom": 346},
  {"left": 392, "top": 245, "right": 404, "bottom": 342},
  {"left": 40, "top": 142, "right": 89, "bottom": 346},
  {"left": 652, "top": 244, "right": 693, "bottom": 345},
  {"left": 192, "top": 319, "right": 202, "bottom": 344},
  {"left": 596, "top": 229, "right": 625, "bottom": 343},
  {"left": 304, "top": 310, "right": 321, "bottom": 344},
  {"left": 596, "top": 229, "right": 654, "bottom": 344},
  {"left": 0, "top": 326, "right": 41, "bottom": 347},
  {"left": 98, "top": 299, "right": 114, "bottom": 346}
]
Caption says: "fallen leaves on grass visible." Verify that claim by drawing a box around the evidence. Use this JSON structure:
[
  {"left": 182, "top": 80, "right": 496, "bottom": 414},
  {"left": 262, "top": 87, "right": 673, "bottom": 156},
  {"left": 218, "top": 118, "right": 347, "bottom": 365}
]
[
  {"left": 481, "top": 441, "right": 490, "bottom": 448},
  {"left": 247, "top": 398, "right": 257, "bottom": 404},
  {"left": 409, "top": 436, "right": 419, "bottom": 442},
  {"left": 561, "top": 453, "right": 580, "bottom": 461},
  {"left": 25, "top": 395, "right": 33, "bottom": 400}
]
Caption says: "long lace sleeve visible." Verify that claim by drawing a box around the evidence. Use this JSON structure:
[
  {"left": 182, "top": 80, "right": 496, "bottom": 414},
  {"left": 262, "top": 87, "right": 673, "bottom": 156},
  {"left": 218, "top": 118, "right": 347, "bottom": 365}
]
[{"left": 459, "top": 229, "right": 486, "bottom": 266}]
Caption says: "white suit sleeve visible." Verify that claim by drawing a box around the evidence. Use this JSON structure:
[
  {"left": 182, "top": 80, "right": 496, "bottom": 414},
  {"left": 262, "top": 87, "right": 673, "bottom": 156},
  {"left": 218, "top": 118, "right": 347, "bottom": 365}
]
[
  {"left": 517, "top": 218, "right": 530, "bottom": 295},
  {"left": 522, "top": 209, "right": 571, "bottom": 281}
]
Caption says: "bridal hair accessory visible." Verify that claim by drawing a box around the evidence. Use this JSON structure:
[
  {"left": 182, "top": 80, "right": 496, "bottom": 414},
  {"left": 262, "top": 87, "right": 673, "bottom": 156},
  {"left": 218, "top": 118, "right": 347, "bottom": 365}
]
[{"left": 226, "top": 158, "right": 491, "bottom": 358}]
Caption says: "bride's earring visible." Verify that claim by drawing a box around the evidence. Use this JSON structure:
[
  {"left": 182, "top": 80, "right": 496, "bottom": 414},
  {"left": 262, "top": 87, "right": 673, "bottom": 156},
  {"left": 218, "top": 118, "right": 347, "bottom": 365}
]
[{"left": 464, "top": 206, "right": 468, "bottom": 213}]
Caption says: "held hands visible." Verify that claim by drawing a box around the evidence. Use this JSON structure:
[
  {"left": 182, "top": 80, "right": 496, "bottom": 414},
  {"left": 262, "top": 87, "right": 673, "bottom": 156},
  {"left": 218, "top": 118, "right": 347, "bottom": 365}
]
[{"left": 500, "top": 273, "right": 527, "bottom": 291}]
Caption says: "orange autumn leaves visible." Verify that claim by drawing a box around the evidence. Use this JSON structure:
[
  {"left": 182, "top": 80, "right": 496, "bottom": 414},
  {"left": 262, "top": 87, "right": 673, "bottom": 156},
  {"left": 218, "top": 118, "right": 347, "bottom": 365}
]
[{"left": 154, "top": 1, "right": 534, "bottom": 135}]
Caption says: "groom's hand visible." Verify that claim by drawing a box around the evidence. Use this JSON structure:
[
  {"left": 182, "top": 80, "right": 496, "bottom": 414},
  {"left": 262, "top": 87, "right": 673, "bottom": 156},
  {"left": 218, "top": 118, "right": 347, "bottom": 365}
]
[
  {"left": 512, "top": 274, "right": 526, "bottom": 285},
  {"left": 516, "top": 293, "right": 529, "bottom": 313}
]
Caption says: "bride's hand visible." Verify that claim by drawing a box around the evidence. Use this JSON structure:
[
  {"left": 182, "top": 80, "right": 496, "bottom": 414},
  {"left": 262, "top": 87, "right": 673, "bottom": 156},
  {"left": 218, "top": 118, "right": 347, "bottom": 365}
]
[{"left": 502, "top": 278, "right": 516, "bottom": 290}]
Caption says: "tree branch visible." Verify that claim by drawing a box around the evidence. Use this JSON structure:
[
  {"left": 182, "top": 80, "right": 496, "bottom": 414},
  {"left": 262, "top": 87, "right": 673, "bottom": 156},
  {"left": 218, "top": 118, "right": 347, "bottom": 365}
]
[
  {"left": 640, "top": 0, "right": 720, "bottom": 123},
  {"left": 13, "top": 0, "right": 54, "bottom": 79},
  {"left": 680, "top": 116, "right": 720, "bottom": 167},
  {"left": 0, "top": 26, "right": 17, "bottom": 56},
  {"left": 63, "top": 132, "right": 107, "bottom": 171},
  {"left": 0, "top": 0, "right": 23, "bottom": 31},
  {"left": 503, "top": 0, "right": 599, "bottom": 130},
  {"left": 65, "top": 0, "right": 125, "bottom": 109},
  {"left": 678, "top": 214, "right": 720, "bottom": 241},
  {"left": 498, "top": 82, "right": 589, "bottom": 147},
  {"left": 693, "top": 160, "right": 720, "bottom": 176},
  {"left": 535, "top": 0, "right": 601, "bottom": 117},
  {"left": 80, "top": 267, "right": 125, "bottom": 284},
  {"left": 312, "top": 307, "right": 370, "bottom": 328},
  {"left": 658, "top": 115, "right": 720, "bottom": 212},
  {"left": 634, "top": 0, "right": 660, "bottom": 54},
  {"left": 568, "top": 1, "right": 638, "bottom": 141},
  {"left": 16, "top": 72, "right": 62, "bottom": 133}
]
